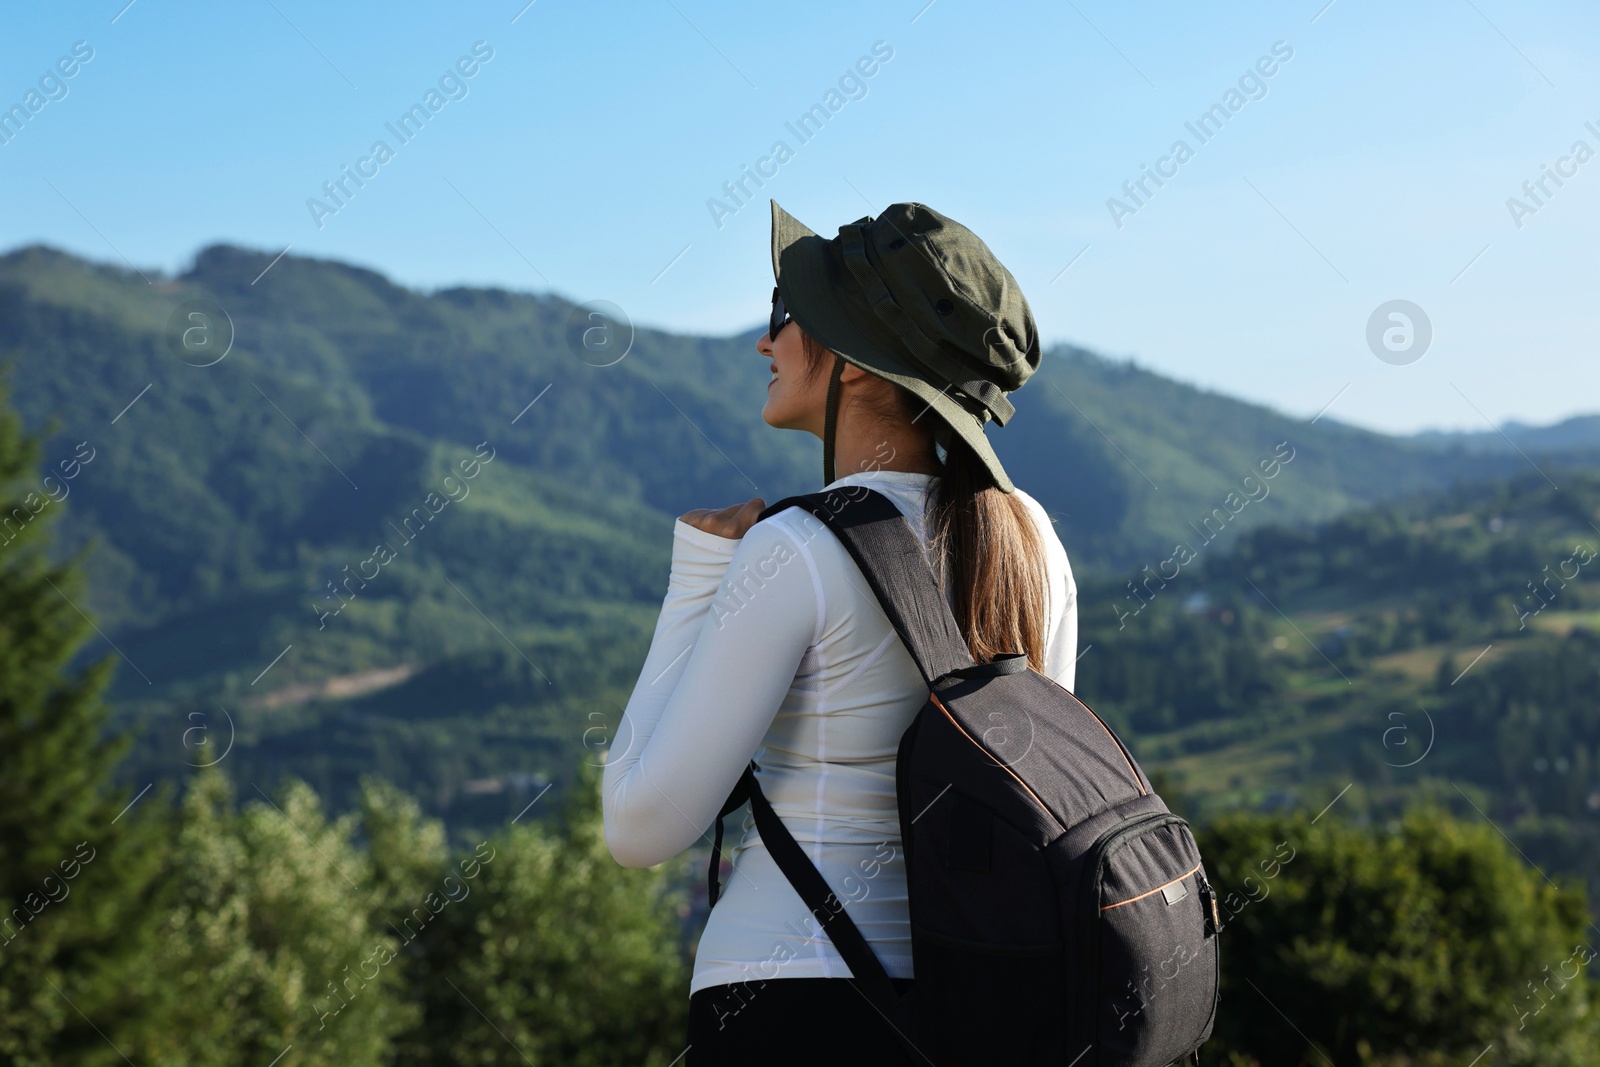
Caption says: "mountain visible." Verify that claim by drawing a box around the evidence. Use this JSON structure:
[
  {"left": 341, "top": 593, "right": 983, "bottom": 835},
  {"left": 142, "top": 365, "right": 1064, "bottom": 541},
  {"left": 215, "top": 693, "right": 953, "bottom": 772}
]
[
  {"left": 1410, "top": 414, "right": 1600, "bottom": 454},
  {"left": 2, "top": 241, "right": 1596, "bottom": 837}
]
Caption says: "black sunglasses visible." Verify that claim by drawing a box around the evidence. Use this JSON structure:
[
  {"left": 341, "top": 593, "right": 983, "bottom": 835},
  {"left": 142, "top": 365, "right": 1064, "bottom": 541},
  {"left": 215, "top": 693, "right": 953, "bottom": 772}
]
[{"left": 769, "top": 286, "right": 792, "bottom": 342}]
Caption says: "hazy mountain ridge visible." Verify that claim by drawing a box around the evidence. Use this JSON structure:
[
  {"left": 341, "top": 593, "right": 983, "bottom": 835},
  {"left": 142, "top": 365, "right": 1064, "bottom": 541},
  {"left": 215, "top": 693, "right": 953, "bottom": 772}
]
[{"left": 1410, "top": 414, "right": 1600, "bottom": 453}]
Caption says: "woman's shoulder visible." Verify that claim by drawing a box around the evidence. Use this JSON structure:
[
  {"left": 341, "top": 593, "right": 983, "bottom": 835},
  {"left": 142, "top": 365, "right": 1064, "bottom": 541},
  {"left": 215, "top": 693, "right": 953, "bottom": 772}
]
[
  {"left": 746, "top": 501, "right": 826, "bottom": 549},
  {"left": 1008, "top": 486, "right": 1063, "bottom": 543},
  {"left": 1008, "top": 486, "right": 1076, "bottom": 589}
]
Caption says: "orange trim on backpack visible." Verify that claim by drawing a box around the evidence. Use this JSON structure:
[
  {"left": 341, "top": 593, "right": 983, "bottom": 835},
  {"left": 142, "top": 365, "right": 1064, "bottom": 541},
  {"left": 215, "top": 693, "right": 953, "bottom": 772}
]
[
  {"left": 928, "top": 691, "right": 1065, "bottom": 833},
  {"left": 1100, "top": 862, "right": 1202, "bottom": 912}
]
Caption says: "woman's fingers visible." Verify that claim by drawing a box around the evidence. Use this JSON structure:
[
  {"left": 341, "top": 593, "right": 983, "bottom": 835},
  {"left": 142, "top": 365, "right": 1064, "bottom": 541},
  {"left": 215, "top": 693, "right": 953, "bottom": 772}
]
[
  {"left": 731, "top": 496, "right": 768, "bottom": 537},
  {"left": 679, "top": 497, "right": 767, "bottom": 539}
]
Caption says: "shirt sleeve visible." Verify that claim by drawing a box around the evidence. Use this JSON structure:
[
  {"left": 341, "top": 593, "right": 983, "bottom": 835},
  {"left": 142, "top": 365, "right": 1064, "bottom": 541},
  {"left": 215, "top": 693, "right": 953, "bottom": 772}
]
[
  {"left": 1044, "top": 563, "right": 1079, "bottom": 692},
  {"left": 602, "top": 512, "right": 821, "bottom": 868}
]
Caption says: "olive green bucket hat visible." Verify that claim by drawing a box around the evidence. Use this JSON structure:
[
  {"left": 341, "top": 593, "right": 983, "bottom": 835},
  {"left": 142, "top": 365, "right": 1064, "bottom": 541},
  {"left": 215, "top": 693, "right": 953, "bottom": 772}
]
[{"left": 770, "top": 199, "right": 1041, "bottom": 493}]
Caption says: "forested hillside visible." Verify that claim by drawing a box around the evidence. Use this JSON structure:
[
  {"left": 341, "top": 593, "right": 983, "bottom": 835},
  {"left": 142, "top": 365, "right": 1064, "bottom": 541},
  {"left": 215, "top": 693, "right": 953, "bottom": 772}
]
[
  {"left": 2, "top": 242, "right": 1596, "bottom": 845},
  {"left": 1081, "top": 470, "right": 1600, "bottom": 899}
]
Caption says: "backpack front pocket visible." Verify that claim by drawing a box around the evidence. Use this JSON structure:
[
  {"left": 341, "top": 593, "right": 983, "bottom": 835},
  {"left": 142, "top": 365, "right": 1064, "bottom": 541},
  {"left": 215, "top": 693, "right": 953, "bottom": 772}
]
[{"left": 1079, "top": 814, "right": 1219, "bottom": 1067}]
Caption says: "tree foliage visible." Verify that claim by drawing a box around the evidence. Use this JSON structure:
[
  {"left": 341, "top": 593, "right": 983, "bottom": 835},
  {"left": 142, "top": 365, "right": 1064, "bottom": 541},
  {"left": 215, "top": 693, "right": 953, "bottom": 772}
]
[
  {"left": 391, "top": 764, "right": 689, "bottom": 1067},
  {"left": 125, "top": 770, "right": 418, "bottom": 1066},
  {"left": 0, "top": 375, "right": 170, "bottom": 1066},
  {"left": 1200, "top": 807, "right": 1600, "bottom": 1066}
]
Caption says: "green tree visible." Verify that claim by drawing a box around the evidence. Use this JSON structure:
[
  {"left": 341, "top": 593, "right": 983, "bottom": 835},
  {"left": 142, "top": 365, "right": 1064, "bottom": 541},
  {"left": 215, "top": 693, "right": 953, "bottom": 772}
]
[
  {"left": 0, "top": 377, "right": 171, "bottom": 1066},
  {"left": 395, "top": 763, "right": 690, "bottom": 1067},
  {"left": 357, "top": 775, "right": 458, "bottom": 1067},
  {"left": 1200, "top": 807, "right": 1600, "bottom": 1066},
  {"left": 128, "top": 769, "right": 419, "bottom": 1066}
]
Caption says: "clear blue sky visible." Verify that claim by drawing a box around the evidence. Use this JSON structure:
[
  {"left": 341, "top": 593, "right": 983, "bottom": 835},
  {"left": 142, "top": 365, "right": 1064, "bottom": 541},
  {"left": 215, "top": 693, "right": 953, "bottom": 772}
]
[{"left": 4, "top": 0, "right": 1596, "bottom": 434}]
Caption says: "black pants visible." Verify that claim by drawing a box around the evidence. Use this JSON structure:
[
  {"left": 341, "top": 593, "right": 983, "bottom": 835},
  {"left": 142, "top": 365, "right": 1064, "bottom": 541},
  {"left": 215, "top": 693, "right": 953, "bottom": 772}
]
[{"left": 686, "top": 977, "right": 918, "bottom": 1066}]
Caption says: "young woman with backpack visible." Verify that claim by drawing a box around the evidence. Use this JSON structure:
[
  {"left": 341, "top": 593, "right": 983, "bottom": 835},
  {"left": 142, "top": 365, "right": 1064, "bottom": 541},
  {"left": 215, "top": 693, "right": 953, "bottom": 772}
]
[{"left": 601, "top": 199, "right": 1081, "bottom": 1065}]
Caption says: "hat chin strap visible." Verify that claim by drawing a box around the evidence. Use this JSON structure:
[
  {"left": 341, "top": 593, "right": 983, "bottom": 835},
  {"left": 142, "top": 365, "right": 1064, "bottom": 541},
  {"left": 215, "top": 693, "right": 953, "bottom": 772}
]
[{"left": 820, "top": 355, "right": 847, "bottom": 485}]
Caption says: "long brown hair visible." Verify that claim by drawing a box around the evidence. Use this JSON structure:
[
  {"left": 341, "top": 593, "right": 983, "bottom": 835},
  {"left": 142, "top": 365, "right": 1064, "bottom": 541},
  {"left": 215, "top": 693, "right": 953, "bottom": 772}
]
[{"left": 799, "top": 332, "right": 1049, "bottom": 669}]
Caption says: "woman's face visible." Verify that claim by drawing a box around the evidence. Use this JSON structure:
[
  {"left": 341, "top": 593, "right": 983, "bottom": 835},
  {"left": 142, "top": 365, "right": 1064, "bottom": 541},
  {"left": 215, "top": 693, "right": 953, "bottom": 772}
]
[{"left": 756, "top": 318, "right": 828, "bottom": 435}]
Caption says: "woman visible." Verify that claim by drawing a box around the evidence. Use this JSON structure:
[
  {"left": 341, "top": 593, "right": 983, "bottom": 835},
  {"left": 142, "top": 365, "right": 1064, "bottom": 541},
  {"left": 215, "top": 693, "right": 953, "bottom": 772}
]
[{"left": 602, "top": 200, "right": 1078, "bottom": 1065}]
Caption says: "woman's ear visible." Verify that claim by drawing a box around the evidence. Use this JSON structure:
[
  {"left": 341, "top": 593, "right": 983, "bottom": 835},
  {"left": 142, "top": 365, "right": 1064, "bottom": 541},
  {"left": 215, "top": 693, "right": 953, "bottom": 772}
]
[{"left": 837, "top": 361, "right": 870, "bottom": 383}]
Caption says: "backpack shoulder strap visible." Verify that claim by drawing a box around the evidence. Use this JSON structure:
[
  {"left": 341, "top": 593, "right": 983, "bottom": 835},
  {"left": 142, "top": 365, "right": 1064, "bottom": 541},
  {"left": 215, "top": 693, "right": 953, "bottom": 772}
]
[
  {"left": 738, "top": 766, "right": 928, "bottom": 1060},
  {"left": 758, "top": 486, "right": 975, "bottom": 687},
  {"left": 741, "top": 767, "right": 903, "bottom": 1008}
]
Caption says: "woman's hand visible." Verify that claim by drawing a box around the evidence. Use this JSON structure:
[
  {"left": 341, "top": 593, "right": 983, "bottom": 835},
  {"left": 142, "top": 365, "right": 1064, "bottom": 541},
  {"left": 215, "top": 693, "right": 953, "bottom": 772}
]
[{"left": 680, "top": 497, "right": 767, "bottom": 540}]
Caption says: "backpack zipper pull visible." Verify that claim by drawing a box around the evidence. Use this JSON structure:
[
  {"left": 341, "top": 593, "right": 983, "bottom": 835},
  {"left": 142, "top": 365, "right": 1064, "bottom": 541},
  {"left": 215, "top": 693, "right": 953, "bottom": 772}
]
[{"left": 1197, "top": 872, "right": 1224, "bottom": 937}]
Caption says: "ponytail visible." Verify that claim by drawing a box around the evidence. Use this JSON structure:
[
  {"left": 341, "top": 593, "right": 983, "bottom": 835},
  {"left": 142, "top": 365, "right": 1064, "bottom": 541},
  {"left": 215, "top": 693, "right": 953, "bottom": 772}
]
[
  {"left": 798, "top": 331, "right": 1049, "bottom": 670},
  {"left": 926, "top": 435, "right": 1049, "bottom": 671}
]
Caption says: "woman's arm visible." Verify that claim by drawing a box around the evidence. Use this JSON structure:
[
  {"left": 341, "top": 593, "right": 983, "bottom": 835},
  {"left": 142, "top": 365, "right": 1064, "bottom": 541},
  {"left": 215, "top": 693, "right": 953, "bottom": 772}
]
[{"left": 602, "top": 513, "right": 820, "bottom": 868}]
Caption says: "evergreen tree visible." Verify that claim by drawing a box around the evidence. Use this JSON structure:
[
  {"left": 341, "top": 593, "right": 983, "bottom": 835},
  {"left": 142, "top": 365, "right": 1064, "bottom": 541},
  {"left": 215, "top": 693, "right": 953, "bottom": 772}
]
[{"left": 0, "top": 377, "right": 171, "bottom": 1065}]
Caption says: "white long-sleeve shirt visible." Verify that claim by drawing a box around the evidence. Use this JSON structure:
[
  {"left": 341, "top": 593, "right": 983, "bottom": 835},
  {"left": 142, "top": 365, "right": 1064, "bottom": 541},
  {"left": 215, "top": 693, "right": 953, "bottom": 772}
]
[{"left": 601, "top": 468, "right": 1078, "bottom": 995}]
